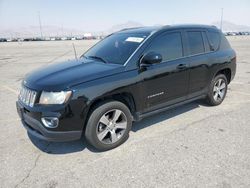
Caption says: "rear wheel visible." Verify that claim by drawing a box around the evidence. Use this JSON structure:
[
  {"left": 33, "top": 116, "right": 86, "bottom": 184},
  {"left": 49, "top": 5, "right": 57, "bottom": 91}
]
[
  {"left": 85, "top": 101, "right": 132, "bottom": 151},
  {"left": 206, "top": 74, "right": 228, "bottom": 106}
]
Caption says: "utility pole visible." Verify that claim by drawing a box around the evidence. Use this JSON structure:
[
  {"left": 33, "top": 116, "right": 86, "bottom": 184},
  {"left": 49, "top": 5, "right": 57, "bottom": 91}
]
[
  {"left": 220, "top": 8, "right": 224, "bottom": 31},
  {"left": 61, "top": 24, "right": 64, "bottom": 37},
  {"left": 38, "top": 11, "right": 43, "bottom": 39}
]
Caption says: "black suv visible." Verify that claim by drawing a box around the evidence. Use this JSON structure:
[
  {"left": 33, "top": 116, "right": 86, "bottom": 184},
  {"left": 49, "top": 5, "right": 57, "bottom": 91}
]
[{"left": 16, "top": 25, "right": 236, "bottom": 150}]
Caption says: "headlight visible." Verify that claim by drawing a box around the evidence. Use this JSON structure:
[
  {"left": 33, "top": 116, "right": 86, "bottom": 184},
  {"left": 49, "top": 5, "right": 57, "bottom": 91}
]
[{"left": 39, "top": 91, "right": 72, "bottom": 104}]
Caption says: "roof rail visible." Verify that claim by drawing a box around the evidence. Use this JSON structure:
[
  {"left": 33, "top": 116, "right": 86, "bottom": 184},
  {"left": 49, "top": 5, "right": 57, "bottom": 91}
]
[
  {"left": 119, "top": 27, "right": 144, "bottom": 32},
  {"left": 161, "top": 25, "right": 171, "bottom": 29}
]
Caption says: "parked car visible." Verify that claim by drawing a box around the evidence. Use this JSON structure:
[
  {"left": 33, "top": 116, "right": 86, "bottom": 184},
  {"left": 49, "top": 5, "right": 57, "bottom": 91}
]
[
  {"left": 23, "top": 38, "right": 33, "bottom": 41},
  {"left": 0, "top": 38, "right": 7, "bottom": 42},
  {"left": 16, "top": 25, "right": 236, "bottom": 151}
]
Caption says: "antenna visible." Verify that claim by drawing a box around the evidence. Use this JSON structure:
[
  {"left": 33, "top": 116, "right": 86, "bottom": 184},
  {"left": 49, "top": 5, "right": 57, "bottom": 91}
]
[
  {"left": 38, "top": 11, "right": 43, "bottom": 39},
  {"left": 72, "top": 43, "right": 78, "bottom": 60},
  {"left": 220, "top": 8, "right": 224, "bottom": 31}
]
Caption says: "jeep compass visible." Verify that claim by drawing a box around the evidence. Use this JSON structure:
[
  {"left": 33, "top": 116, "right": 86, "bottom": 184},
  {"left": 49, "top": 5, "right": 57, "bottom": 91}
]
[{"left": 16, "top": 25, "right": 236, "bottom": 150}]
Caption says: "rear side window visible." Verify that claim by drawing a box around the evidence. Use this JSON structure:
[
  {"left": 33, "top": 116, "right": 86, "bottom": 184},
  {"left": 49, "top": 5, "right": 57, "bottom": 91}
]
[
  {"left": 202, "top": 32, "right": 211, "bottom": 52},
  {"left": 186, "top": 31, "right": 205, "bottom": 55},
  {"left": 146, "top": 32, "right": 183, "bottom": 62},
  {"left": 207, "top": 31, "right": 220, "bottom": 51}
]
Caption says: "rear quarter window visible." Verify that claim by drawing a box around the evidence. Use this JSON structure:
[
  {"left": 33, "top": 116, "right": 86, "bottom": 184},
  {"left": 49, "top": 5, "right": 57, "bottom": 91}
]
[
  {"left": 207, "top": 31, "right": 220, "bottom": 51},
  {"left": 220, "top": 34, "right": 231, "bottom": 50}
]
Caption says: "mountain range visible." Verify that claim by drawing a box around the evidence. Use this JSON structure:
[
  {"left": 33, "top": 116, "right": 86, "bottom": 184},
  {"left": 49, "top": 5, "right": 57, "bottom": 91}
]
[
  {"left": 1, "top": 21, "right": 250, "bottom": 38},
  {"left": 212, "top": 21, "right": 250, "bottom": 32}
]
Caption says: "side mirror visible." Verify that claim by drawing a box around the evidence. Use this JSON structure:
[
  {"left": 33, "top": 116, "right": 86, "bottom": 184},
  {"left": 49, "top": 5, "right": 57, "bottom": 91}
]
[{"left": 140, "top": 52, "right": 162, "bottom": 66}]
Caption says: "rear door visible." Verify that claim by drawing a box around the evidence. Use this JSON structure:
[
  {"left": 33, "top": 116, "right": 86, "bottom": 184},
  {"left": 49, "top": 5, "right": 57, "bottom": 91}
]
[{"left": 183, "top": 30, "right": 211, "bottom": 98}]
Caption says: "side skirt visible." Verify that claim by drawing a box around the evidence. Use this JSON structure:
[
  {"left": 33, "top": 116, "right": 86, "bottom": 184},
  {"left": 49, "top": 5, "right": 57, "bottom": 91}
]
[{"left": 135, "top": 94, "right": 206, "bottom": 121}]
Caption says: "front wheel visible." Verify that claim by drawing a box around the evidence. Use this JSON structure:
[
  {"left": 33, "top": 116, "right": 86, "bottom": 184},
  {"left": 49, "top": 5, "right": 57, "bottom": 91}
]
[
  {"left": 206, "top": 74, "right": 228, "bottom": 106},
  {"left": 85, "top": 101, "right": 132, "bottom": 151}
]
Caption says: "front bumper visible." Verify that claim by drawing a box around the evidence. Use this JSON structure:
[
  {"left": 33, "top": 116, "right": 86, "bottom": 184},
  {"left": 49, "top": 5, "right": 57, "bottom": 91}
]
[{"left": 16, "top": 101, "right": 82, "bottom": 142}]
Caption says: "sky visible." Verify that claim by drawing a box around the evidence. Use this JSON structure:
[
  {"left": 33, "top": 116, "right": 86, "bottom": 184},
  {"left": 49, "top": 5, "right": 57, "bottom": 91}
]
[{"left": 0, "top": 0, "right": 250, "bottom": 32}]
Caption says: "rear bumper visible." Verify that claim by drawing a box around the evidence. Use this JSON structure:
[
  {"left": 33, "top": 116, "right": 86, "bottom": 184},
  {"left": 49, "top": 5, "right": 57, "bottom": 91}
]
[{"left": 16, "top": 101, "right": 82, "bottom": 142}]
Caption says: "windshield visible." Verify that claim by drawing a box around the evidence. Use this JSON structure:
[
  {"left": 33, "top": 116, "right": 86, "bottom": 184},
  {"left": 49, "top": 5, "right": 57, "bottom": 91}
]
[{"left": 83, "top": 33, "right": 149, "bottom": 65}]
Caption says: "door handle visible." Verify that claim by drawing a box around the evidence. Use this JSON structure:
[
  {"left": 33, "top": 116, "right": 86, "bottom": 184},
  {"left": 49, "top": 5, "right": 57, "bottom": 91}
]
[{"left": 176, "top": 64, "right": 187, "bottom": 70}]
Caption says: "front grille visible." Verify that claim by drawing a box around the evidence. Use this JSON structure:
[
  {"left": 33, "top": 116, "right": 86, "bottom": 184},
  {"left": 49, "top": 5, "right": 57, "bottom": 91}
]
[{"left": 19, "top": 86, "right": 37, "bottom": 107}]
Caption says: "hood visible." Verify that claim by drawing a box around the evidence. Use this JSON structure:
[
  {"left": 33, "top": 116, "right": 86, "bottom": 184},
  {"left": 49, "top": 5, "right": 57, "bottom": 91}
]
[{"left": 24, "top": 59, "right": 124, "bottom": 91}]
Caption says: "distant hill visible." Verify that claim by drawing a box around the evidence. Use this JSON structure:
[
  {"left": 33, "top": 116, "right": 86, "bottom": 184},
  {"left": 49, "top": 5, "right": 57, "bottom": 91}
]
[
  {"left": 0, "top": 21, "right": 144, "bottom": 38},
  {"left": 212, "top": 21, "right": 250, "bottom": 32},
  {"left": 1, "top": 20, "right": 250, "bottom": 38}
]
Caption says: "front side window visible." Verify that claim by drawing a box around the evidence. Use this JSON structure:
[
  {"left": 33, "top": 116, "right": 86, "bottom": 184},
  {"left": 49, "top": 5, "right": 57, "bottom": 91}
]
[
  {"left": 145, "top": 32, "right": 183, "bottom": 62},
  {"left": 187, "top": 31, "right": 205, "bottom": 55},
  {"left": 83, "top": 33, "right": 149, "bottom": 65}
]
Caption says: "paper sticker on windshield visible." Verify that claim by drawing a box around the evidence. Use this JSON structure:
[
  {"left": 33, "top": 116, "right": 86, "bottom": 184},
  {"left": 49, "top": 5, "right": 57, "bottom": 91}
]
[{"left": 125, "top": 37, "right": 144, "bottom": 43}]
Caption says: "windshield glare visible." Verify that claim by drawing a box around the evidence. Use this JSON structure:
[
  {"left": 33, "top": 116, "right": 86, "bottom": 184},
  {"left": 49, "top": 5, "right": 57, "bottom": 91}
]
[{"left": 83, "top": 33, "right": 149, "bottom": 65}]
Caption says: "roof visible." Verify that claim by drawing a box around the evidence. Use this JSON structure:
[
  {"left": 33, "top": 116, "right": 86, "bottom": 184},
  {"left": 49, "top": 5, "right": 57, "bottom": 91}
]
[
  {"left": 166, "top": 24, "right": 219, "bottom": 31},
  {"left": 117, "top": 24, "right": 220, "bottom": 35}
]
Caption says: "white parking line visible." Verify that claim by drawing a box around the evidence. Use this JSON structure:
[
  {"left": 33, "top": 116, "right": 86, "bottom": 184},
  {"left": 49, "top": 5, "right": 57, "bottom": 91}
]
[
  {"left": 232, "top": 91, "right": 250, "bottom": 96},
  {"left": 1, "top": 85, "right": 19, "bottom": 95},
  {"left": 231, "top": 81, "right": 249, "bottom": 85},
  {"left": 0, "top": 118, "right": 20, "bottom": 122}
]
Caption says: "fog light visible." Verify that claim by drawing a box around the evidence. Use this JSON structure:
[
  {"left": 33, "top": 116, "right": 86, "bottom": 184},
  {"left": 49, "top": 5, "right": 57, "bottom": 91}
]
[{"left": 41, "top": 117, "right": 59, "bottom": 128}]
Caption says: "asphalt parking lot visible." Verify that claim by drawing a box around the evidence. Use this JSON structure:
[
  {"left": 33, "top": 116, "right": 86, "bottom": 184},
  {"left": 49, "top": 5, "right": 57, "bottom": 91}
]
[{"left": 0, "top": 37, "right": 250, "bottom": 188}]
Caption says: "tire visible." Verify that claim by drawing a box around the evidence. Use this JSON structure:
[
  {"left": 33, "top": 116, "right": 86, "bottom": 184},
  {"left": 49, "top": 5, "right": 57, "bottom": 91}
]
[
  {"left": 85, "top": 101, "right": 132, "bottom": 151},
  {"left": 206, "top": 74, "right": 228, "bottom": 106}
]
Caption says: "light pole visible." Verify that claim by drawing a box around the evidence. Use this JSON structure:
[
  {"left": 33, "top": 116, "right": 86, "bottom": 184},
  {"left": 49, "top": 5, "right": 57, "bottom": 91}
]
[
  {"left": 220, "top": 8, "right": 224, "bottom": 31},
  {"left": 38, "top": 11, "right": 43, "bottom": 39}
]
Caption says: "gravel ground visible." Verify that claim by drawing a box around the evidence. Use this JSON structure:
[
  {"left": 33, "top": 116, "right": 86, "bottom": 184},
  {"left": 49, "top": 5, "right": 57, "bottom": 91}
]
[{"left": 0, "top": 36, "right": 250, "bottom": 188}]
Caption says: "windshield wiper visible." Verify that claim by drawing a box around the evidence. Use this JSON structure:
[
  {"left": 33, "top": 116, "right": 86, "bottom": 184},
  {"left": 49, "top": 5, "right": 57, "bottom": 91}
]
[{"left": 87, "top": 55, "right": 108, "bottom": 64}]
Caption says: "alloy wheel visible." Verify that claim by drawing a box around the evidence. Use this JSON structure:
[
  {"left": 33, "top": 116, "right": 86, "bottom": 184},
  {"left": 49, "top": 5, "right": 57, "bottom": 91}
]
[
  {"left": 96, "top": 109, "right": 127, "bottom": 144},
  {"left": 213, "top": 78, "right": 226, "bottom": 102}
]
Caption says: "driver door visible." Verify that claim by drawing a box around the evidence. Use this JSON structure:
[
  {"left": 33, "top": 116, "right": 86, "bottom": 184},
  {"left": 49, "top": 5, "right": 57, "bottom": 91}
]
[{"left": 139, "top": 31, "right": 190, "bottom": 113}]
